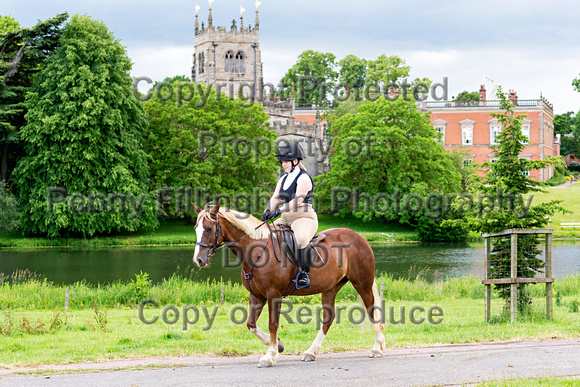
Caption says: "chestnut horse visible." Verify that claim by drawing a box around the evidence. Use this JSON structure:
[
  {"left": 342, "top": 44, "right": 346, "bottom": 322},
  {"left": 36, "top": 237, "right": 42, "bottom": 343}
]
[{"left": 193, "top": 203, "right": 386, "bottom": 367}]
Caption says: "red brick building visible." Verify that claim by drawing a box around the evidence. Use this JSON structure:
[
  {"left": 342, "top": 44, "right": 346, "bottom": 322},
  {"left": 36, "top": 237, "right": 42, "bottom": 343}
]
[{"left": 423, "top": 85, "right": 558, "bottom": 181}]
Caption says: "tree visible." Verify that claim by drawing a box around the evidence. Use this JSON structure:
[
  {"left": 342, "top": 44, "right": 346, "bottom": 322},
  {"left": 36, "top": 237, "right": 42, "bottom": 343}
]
[
  {"left": 573, "top": 74, "right": 580, "bottom": 94},
  {"left": 554, "top": 111, "right": 580, "bottom": 159},
  {"left": 143, "top": 77, "right": 278, "bottom": 217},
  {"left": 14, "top": 14, "right": 158, "bottom": 237},
  {"left": 366, "top": 54, "right": 430, "bottom": 100},
  {"left": 463, "top": 86, "right": 568, "bottom": 314},
  {"left": 366, "top": 54, "right": 410, "bottom": 88},
  {"left": 454, "top": 90, "right": 479, "bottom": 102},
  {"left": 315, "top": 96, "right": 462, "bottom": 227},
  {"left": 554, "top": 111, "right": 575, "bottom": 135},
  {"left": 0, "top": 13, "right": 68, "bottom": 183},
  {"left": 281, "top": 50, "right": 337, "bottom": 106},
  {"left": 337, "top": 54, "right": 366, "bottom": 98}
]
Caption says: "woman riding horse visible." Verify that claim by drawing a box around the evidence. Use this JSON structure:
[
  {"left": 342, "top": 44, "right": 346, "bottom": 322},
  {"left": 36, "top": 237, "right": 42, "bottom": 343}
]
[
  {"left": 192, "top": 143, "right": 386, "bottom": 367},
  {"left": 262, "top": 142, "right": 317, "bottom": 289}
]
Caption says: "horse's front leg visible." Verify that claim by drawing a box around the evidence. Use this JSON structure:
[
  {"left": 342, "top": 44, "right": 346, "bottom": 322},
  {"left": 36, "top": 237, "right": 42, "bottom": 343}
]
[
  {"left": 258, "top": 297, "right": 282, "bottom": 368},
  {"left": 247, "top": 293, "right": 268, "bottom": 345}
]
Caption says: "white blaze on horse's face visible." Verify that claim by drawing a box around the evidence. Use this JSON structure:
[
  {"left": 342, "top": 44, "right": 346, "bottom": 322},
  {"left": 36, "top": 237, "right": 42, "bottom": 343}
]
[{"left": 193, "top": 217, "right": 206, "bottom": 268}]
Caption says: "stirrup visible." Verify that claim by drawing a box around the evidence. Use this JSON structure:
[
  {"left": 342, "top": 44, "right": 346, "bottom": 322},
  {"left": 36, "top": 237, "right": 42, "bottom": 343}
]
[{"left": 296, "top": 271, "right": 310, "bottom": 289}]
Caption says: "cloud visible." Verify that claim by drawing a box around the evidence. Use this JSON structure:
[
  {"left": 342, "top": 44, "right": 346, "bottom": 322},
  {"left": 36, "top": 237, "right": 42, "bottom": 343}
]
[{"left": 4, "top": 0, "right": 580, "bottom": 113}]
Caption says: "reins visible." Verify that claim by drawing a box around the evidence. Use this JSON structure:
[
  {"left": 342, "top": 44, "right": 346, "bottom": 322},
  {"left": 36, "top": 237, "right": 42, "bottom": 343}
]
[{"left": 197, "top": 214, "right": 283, "bottom": 298}]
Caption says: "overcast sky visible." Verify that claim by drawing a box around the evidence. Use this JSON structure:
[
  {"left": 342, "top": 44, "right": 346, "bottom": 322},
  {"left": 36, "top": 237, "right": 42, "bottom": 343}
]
[{"left": 4, "top": 0, "right": 580, "bottom": 114}]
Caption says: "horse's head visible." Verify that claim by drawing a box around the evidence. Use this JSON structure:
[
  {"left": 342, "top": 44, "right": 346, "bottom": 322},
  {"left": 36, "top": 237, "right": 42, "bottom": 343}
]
[{"left": 192, "top": 202, "right": 223, "bottom": 268}]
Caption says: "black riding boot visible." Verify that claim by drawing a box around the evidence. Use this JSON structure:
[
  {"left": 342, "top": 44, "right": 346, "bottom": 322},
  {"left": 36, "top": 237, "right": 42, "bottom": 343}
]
[{"left": 296, "top": 247, "right": 311, "bottom": 289}]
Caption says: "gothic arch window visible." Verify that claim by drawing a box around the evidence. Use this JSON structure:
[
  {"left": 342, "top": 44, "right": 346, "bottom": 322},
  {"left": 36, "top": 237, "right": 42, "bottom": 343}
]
[
  {"left": 225, "top": 51, "right": 234, "bottom": 72},
  {"left": 235, "top": 51, "right": 245, "bottom": 73},
  {"left": 198, "top": 52, "right": 205, "bottom": 74}
]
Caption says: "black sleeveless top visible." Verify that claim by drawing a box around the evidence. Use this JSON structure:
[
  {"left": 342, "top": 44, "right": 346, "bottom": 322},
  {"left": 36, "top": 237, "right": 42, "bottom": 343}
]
[{"left": 278, "top": 169, "right": 314, "bottom": 205}]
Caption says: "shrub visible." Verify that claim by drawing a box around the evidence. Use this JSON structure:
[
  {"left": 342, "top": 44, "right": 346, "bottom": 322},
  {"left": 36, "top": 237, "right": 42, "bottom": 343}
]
[{"left": 545, "top": 175, "right": 566, "bottom": 186}]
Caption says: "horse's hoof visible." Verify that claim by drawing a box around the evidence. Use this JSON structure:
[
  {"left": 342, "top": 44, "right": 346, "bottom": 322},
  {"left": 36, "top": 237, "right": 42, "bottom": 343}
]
[
  {"left": 258, "top": 358, "right": 274, "bottom": 368},
  {"left": 258, "top": 352, "right": 278, "bottom": 368},
  {"left": 302, "top": 353, "right": 316, "bottom": 362},
  {"left": 277, "top": 338, "right": 284, "bottom": 353},
  {"left": 369, "top": 350, "right": 383, "bottom": 358}
]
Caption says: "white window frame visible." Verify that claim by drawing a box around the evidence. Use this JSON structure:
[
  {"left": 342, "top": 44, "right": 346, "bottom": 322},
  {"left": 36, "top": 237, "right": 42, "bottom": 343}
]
[
  {"left": 488, "top": 119, "right": 501, "bottom": 145},
  {"left": 519, "top": 154, "right": 532, "bottom": 176},
  {"left": 521, "top": 119, "right": 532, "bottom": 144},
  {"left": 432, "top": 119, "right": 447, "bottom": 144},
  {"left": 460, "top": 119, "right": 475, "bottom": 145}
]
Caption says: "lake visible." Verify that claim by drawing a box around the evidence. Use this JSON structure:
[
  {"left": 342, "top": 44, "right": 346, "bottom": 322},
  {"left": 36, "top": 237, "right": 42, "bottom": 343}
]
[{"left": 0, "top": 242, "right": 578, "bottom": 285}]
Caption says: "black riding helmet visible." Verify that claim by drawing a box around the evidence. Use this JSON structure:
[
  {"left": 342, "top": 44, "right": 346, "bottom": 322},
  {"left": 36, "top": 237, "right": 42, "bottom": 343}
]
[{"left": 276, "top": 142, "right": 303, "bottom": 162}]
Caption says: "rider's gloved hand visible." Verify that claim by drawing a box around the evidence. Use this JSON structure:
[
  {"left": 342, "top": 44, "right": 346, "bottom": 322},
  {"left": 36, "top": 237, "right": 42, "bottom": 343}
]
[
  {"left": 261, "top": 209, "right": 271, "bottom": 221},
  {"left": 266, "top": 208, "right": 281, "bottom": 221}
]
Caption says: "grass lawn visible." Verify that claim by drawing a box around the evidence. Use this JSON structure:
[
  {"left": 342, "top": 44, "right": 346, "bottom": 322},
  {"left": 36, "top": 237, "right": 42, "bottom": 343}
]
[
  {"left": 528, "top": 187, "right": 580, "bottom": 238},
  {"left": 2, "top": 296, "right": 580, "bottom": 368}
]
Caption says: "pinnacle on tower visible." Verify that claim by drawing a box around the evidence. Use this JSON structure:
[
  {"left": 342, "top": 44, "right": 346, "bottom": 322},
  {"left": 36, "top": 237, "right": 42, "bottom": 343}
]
[
  {"left": 195, "top": 3, "right": 200, "bottom": 33},
  {"left": 239, "top": 6, "right": 245, "bottom": 30},
  {"left": 208, "top": 0, "right": 214, "bottom": 27},
  {"left": 255, "top": 0, "right": 261, "bottom": 29}
]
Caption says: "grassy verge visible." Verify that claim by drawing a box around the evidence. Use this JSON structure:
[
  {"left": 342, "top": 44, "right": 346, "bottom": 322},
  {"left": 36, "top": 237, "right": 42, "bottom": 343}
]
[
  {"left": 0, "top": 214, "right": 420, "bottom": 248},
  {"left": 1, "top": 298, "right": 580, "bottom": 368},
  {"left": 481, "top": 376, "right": 580, "bottom": 386},
  {"left": 1, "top": 274, "right": 580, "bottom": 367},
  {"left": 0, "top": 186, "right": 577, "bottom": 248}
]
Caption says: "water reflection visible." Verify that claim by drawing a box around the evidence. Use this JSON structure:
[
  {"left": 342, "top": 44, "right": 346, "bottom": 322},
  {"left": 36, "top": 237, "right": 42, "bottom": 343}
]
[{"left": 0, "top": 242, "right": 577, "bottom": 285}]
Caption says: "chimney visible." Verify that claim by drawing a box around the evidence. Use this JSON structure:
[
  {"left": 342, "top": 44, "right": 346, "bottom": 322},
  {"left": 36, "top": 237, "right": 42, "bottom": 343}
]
[
  {"left": 479, "top": 85, "right": 486, "bottom": 106},
  {"left": 509, "top": 89, "right": 518, "bottom": 106}
]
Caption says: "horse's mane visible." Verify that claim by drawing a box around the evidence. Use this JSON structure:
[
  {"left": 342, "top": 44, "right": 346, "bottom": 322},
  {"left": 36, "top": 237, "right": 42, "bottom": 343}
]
[{"left": 198, "top": 207, "right": 271, "bottom": 240}]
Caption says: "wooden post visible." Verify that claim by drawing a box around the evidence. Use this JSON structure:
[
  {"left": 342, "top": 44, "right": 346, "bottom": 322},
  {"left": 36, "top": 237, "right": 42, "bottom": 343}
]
[
  {"left": 545, "top": 233, "right": 553, "bottom": 320},
  {"left": 510, "top": 233, "right": 517, "bottom": 322},
  {"left": 380, "top": 280, "right": 384, "bottom": 301},
  {"left": 484, "top": 237, "right": 491, "bottom": 323},
  {"left": 65, "top": 288, "right": 69, "bottom": 312}
]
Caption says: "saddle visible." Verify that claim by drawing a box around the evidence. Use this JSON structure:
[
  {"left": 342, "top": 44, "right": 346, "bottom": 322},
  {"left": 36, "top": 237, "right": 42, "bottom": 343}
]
[{"left": 274, "top": 224, "right": 326, "bottom": 268}]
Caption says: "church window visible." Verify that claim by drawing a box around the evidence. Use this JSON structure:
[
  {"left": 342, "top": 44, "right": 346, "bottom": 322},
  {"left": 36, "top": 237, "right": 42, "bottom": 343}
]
[
  {"left": 198, "top": 52, "right": 205, "bottom": 74},
  {"left": 225, "top": 51, "right": 234, "bottom": 72},
  {"left": 235, "top": 51, "right": 244, "bottom": 73}
]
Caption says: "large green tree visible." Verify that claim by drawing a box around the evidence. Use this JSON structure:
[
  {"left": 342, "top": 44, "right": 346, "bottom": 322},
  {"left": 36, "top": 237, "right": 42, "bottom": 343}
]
[
  {"left": 554, "top": 111, "right": 580, "bottom": 159},
  {"left": 281, "top": 49, "right": 338, "bottom": 106},
  {"left": 0, "top": 13, "right": 68, "bottom": 183},
  {"left": 365, "top": 54, "right": 431, "bottom": 100},
  {"left": 316, "top": 96, "right": 462, "bottom": 228},
  {"left": 337, "top": 54, "right": 366, "bottom": 99},
  {"left": 143, "top": 77, "right": 278, "bottom": 216},
  {"left": 14, "top": 14, "right": 157, "bottom": 237}
]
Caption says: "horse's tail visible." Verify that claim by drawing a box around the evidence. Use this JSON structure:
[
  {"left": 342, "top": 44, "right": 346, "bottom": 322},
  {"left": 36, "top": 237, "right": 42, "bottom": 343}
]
[{"left": 372, "top": 280, "right": 387, "bottom": 331}]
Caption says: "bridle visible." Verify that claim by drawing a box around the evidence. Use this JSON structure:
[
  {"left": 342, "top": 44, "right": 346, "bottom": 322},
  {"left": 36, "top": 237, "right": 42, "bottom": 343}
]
[{"left": 195, "top": 213, "right": 249, "bottom": 258}]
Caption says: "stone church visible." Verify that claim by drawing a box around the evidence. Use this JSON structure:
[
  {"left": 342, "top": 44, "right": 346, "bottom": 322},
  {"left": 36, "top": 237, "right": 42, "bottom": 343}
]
[{"left": 190, "top": 2, "right": 329, "bottom": 176}]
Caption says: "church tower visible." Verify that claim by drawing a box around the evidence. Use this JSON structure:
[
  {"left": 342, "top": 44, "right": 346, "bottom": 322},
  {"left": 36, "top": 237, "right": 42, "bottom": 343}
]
[{"left": 192, "top": 1, "right": 263, "bottom": 100}]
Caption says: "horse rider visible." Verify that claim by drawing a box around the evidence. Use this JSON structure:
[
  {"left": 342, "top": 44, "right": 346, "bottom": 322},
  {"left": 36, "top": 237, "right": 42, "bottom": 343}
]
[{"left": 262, "top": 142, "right": 318, "bottom": 289}]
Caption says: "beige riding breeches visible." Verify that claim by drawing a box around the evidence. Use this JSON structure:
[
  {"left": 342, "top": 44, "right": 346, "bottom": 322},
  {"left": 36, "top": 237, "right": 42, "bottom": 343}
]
[{"left": 274, "top": 205, "right": 318, "bottom": 249}]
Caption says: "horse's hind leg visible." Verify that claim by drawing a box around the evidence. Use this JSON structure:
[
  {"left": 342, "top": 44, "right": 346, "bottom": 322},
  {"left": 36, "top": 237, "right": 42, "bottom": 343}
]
[
  {"left": 302, "top": 283, "right": 344, "bottom": 361},
  {"left": 351, "top": 279, "right": 386, "bottom": 358}
]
